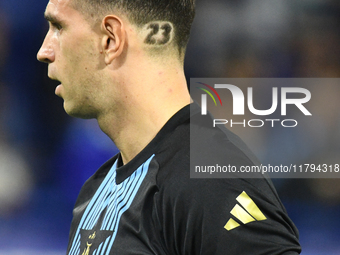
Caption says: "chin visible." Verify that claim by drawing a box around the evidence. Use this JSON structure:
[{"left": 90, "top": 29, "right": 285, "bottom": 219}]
[{"left": 64, "top": 102, "right": 96, "bottom": 119}]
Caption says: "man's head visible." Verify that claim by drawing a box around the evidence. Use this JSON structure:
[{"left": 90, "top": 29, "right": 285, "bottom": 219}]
[{"left": 37, "top": 0, "right": 195, "bottom": 120}]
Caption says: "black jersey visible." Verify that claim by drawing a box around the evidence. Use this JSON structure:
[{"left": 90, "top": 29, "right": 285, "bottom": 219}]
[{"left": 66, "top": 103, "right": 301, "bottom": 255}]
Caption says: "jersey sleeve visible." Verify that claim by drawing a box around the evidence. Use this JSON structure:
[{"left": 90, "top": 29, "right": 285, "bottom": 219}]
[{"left": 155, "top": 175, "right": 301, "bottom": 255}]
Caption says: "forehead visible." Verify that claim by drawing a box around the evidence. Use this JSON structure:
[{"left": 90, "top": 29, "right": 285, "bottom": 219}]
[{"left": 44, "top": 0, "right": 77, "bottom": 20}]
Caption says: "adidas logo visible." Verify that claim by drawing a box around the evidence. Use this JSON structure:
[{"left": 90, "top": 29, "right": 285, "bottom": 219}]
[{"left": 224, "top": 191, "right": 267, "bottom": 231}]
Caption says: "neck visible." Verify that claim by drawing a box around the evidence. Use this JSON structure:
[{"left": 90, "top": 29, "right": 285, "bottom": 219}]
[{"left": 97, "top": 60, "right": 190, "bottom": 164}]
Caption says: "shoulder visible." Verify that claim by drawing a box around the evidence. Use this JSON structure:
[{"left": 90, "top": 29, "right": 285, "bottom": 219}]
[
  {"left": 150, "top": 106, "right": 300, "bottom": 254},
  {"left": 153, "top": 106, "right": 279, "bottom": 204},
  {"left": 152, "top": 108, "right": 286, "bottom": 223}
]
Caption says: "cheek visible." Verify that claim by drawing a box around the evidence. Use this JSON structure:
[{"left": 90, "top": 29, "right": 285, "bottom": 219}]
[
  {"left": 58, "top": 49, "right": 82, "bottom": 84},
  {"left": 59, "top": 36, "right": 101, "bottom": 92}
]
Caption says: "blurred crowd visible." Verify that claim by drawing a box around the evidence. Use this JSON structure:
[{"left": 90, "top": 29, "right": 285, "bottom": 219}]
[{"left": 0, "top": 0, "right": 339, "bottom": 253}]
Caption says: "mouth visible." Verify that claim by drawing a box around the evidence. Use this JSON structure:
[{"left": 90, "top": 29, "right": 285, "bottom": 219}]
[
  {"left": 48, "top": 76, "right": 63, "bottom": 96},
  {"left": 47, "top": 74, "right": 61, "bottom": 87},
  {"left": 46, "top": 67, "right": 63, "bottom": 96}
]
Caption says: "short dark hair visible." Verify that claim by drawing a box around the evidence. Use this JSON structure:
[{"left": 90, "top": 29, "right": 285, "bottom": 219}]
[{"left": 72, "top": 0, "right": 196, "bottom": 54}]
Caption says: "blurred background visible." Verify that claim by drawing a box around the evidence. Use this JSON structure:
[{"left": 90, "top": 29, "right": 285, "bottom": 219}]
[{"left": 0, "top": 0, "right": 339, "bottom": 254}]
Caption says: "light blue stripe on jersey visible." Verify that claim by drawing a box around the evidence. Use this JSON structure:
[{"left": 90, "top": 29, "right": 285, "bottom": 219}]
[
  {"left": 85, "top": 178, "right": 116, "bottom": 229},
  {"left": 68, "top": 155, "right": 154, "bottom": 255},
  {"left": 102, "top": 168, "right": 143, "bottom": 230},
  {"left": 103, "top": 160, "right": 151, "bottom": 255}
]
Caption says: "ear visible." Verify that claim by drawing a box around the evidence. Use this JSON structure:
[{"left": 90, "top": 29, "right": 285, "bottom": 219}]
[{"left": 101, "top": 15, "right": 126, "bottom": 65}]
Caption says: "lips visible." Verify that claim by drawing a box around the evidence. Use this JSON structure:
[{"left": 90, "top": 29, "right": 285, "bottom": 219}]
[
  {"left": 55, "top": 84, "right": 63, "bottom": 97},
  {"left": 47, "top": 71, "right": 62, "bottom": 87}
]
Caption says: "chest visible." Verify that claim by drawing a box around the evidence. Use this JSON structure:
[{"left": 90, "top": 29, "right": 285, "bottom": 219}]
[{"left": 67, "top": 156, "right": 164, "bottom": 255}]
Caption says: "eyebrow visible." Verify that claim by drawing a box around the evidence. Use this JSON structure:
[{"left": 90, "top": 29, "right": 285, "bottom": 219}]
[{"left": 44, "top": 13, "right": 60, "bottom": 24}]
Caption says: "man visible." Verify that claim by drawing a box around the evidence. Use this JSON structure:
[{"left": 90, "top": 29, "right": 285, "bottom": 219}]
[{"left": 37, "top": 0, "right": 301, "bottom": 254}]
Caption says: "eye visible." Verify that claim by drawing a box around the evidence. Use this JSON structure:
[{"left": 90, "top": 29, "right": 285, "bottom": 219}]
[{"left": 50, "top": 22, "right": 62, "bottom": 31}]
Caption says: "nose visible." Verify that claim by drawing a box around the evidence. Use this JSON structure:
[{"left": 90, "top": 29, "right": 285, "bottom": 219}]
[{"left": 37, "top": 32, "right": 55, "bottom": 63}]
